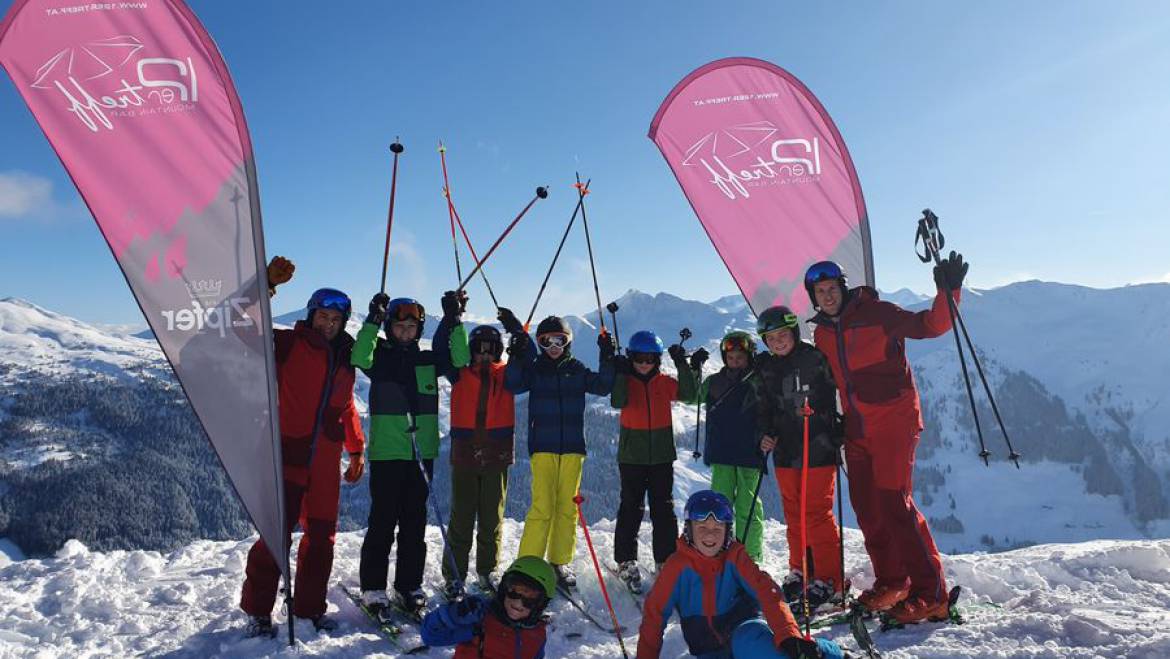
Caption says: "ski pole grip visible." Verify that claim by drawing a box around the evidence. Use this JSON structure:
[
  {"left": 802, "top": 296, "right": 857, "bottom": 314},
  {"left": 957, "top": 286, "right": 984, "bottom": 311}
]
[{"left": 573, "top": 494, "right": 585, "bottom": 505}]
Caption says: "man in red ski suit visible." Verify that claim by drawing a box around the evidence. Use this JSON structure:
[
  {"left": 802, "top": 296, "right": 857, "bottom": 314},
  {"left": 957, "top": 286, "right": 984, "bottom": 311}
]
[
  {"left": 240, "top": 258, "right": 366, "bottom": 635},
  {"left": 804, "top": 253, "right": 967, "bottom": 624}
]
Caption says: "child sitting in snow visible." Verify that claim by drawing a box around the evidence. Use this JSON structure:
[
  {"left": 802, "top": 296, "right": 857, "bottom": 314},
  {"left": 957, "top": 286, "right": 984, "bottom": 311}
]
[
  {"left": 638, "top": 490, "right": 845, "bottom": 659},
  {"left": 421, "top": 556, "right": 554, "bottom": 659}
]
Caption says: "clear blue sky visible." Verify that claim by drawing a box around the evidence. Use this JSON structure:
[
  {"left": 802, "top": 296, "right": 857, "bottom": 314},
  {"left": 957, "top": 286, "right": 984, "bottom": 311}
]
[{"left": 2, "top": 1, "right": 1169, "bottom": 324}]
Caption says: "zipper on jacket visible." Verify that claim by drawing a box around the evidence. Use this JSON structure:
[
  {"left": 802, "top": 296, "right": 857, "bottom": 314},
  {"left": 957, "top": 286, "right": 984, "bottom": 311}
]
[{"left": 309, "top": 340, "right": 340, "bottom": 461}]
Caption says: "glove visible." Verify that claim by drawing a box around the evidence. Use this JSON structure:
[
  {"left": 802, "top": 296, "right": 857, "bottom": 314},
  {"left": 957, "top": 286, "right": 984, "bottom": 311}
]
[
  {"left": 597, "top": 332, "right": 617, "bottom": 362},
  {"left": 451, "top": 595, "right": 485, "bottom": 624},
  {"left": 367, "top": 292, "right": 390, "bottom": 326},
  {"left": 507, "top": 334, "right": 530, "bottom": 359},
  {"left": 612, "top": 354, "right": 632, "bottom": 375},
  {"left": 667, "top": 343, "right": 687, "bottom": 367},
  {"left": 266, "top": 256, "right": 294, "bottom": 294},
  {"left": 497, "top": 307, "right": 524, "bottom": 335},
  {"left": 933, "top": 250, "right": 969, "bottom": 291},
  {"left": 689, "top": 347, "right": 710, "bottom": 372},
  {"left": 779, "top": 636, "right": 824, "bottom": 659},
  {"left": 441, "top": 289, "right": 467, "bottom": 318}
]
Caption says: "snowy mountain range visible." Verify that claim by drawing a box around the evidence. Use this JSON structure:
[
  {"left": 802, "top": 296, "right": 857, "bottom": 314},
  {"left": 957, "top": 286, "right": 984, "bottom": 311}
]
[{"left": 2, "top": 281, "right": 1169, "bottom": 562}]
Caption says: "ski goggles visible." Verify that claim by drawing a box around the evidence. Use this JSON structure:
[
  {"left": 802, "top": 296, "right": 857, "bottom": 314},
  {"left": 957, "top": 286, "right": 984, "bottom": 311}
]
[
  {"left": 804, "top": 260, "right": 844, "bottom": 285},
  {"left": 759, "top": 313, "right": 799, "bottom": 335},
  {"left": 684, "top": 493, "right": 734, "bottom": 525},
  {"left": 308, "top": 288, "right": 351, "bottom": 315},
  {"left": 630, "top": 352, "right": 660, "bottom": 365},
  {"left": 720, "top": 335, "right": 756, "bottom": 353},
  {"left": 537, "top": 333, "right": 570, "bottom": 349},
  {"left": 504, "top": 589, "right": 545, "bottom": 610},
  {"left": 389, "top": 302, "right": 424, "bottom": 323},
  {"left": 473, "top": 340, "right": 502, "bottom": 355}
]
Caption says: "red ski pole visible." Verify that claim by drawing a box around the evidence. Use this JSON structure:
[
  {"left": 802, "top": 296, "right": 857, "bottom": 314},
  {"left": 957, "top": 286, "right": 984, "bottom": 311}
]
[
  {"left": 573, "top": 493, "right": 630, "bottom": 659},
  {"left": 799, "top": 396, "right": 813, "bottom": 639},
  {"left": 457, "top": 186, "right": 547, "bottom": 292}
]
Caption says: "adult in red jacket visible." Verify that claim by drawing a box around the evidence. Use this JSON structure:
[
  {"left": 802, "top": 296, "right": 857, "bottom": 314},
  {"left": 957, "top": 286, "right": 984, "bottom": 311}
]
[
  {"left": 804, "top": 253, "right": 967, "bottom": 624},
  {"left": 240, "top": 258, "right": 366, "bottom": 636}
]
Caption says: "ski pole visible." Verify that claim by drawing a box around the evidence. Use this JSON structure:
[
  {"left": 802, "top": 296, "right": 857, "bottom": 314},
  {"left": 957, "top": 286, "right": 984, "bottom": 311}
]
[
  {"left": 438, "top": 141, "right": 465, "bottom": 284},
  {"left": 689, "top": 348, "right": 709, "bottom": 460},
  {"left": 406, "top": 415, "right": 464, "bottom": 593},
  {"left": 739, "top": 449, "right": 769, "bottom": 547},
  {"left": 577, "top": 172, "right": 608, "bottom": 336},
  {"left": 524, "top": 179, "right": 591, "bottom": 331},
  {"left": 799, "top": 396, "right": 813, "bottom": 638},
  {"left": 916, "top": 209, "right": 1019, "bottom": 467},
  {"left": 282, "top": 579, "right": 294, "bottom": 646},
  {"left": 449, "top": 204, "right": 500, "bottom": 309},
  {"left": 837, "top": 459, "right": 847, "bottom": 602},
  {"left": 379, "top": 139, "right": 405, "bottom": 294},
  {"left": 573, "top": 493, "right": 631, "bottom": 659},
  {"left": 606, "top": 301, "right": 621, "bottom": 353},
  {"left": 457, "top": 186, "right": 548, "bottom": 292}
]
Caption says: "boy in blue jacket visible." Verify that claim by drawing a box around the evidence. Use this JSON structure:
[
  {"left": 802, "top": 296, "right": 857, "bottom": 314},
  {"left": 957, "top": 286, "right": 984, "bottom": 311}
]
[
  {"left": 502, "top": 313, "right": 616, "bottom": 589},
  {"left": 638, "top": 490, "right": 846, "bottom": 659},
  {"left": 421, "top": 556, "right": 554, "bottom": 659}
]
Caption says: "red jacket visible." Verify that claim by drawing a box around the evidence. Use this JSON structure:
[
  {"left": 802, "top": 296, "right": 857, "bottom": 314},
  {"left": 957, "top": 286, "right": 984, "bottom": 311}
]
[
  {"left": 453, "top": 612, "right": 546, "bottom": 659},
  {"left": 810, "top": 286, "right": 958, "bottom": 440},
  {"left": 638, "top": 538, "right": 799, "bottom": 658},
  {"left": 449, "top": 362, "right": 516, "bottom": 469},
  {"left": 274, "top": 321, "right": 364, "bottom": 466}
]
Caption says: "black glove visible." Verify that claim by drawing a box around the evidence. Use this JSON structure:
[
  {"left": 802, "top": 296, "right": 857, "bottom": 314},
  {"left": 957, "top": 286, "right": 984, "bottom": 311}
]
[
  {"left": 598, "top": 332, "right": 617, "bottom": 362},
  {"left": 368, "top": 292, "right": 390, "bottom": 325},
  {"left": 441, "top": 289, "right": 467, "bottom": 318},
  {"left": 667, "top": 343, "right": 687, "bottom": 367},
  {"left": 689, "top": 347, "right": 710, "bottom": 372},
  {"left": 507, "top": 334, "right": 530, "bottom": 359},
  {"left": 779, "top": 636, "right": 824, "bottom": 659},
  {"left": 933, "top": 250, "right": 968, "bottom": 291},
  {"left": 451, "top": 595, "right": 485, "bottom": 624},
  {"left": 497, "top": 307, "right": 524, "bottom": 335},
  {"left": 612, "top": 354, "right": 632, "bottom": 375}
]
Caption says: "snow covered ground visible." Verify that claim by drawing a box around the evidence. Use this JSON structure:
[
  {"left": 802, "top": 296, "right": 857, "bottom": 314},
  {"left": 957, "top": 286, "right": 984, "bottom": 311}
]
[{"left": 1, "top": 520, "right": 1168, "bottom": 658}]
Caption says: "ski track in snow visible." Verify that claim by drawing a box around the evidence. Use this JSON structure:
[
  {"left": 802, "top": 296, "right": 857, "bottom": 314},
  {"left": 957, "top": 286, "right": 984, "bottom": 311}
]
[{"left": 1, "top": 521, "right": 1169, "bottom": 658}]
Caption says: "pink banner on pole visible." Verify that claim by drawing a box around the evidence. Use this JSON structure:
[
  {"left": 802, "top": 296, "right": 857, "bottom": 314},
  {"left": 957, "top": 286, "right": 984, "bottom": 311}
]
[
  {"left": 1, "top": 1, "right": 287, "bottom": 576},
  {"left": 649, "top": 57, "right": 874, "bottom": 316}
]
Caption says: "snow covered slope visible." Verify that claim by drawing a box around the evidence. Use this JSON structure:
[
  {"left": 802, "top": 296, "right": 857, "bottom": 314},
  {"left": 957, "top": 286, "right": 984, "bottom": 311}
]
[{"left": 1, "top": 520, "right": 1168, "bottom": 658}]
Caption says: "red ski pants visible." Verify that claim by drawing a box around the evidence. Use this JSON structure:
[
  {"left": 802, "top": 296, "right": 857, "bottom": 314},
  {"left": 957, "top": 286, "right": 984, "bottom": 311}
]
[
  {"left": 844, "top": 429, "right": 946, "bottom": 602},
  {"left": 240, "top": 436, "right": 343, "bottom": 619},
  {"left": 775, "top": 466, "right": 843, "bottom": 591}
]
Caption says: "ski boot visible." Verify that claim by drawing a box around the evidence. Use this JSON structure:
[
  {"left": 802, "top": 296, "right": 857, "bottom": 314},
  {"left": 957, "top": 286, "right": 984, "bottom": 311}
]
[
  {"left": 781, "top": 570, "right": 804, "bottom": 607},
  {"left": 475, "top": 573, "right": 497, "bottom": 594},
  {"left": 442, "top": 580, "right": 465, "bottom": 603},
  {"left": 886, "top": 593, "right": 950, "bottom": 625},
  {"left": 305, "top": 614, "right": 338, "bottom": 632},
  {"left": 553, "top": 563, "right": 577, "bottom": 591},
  {"left": 617, "top": 560, "right": 643, "bottom": 595},
  {"left": 857, "top": 583, "right": 909, "bottom": 613},
  {"left": 244, "top": 614, "right": 276, "bottom": 638},
  {"left": 360, "top": 590, "right": 395, "bottom": 626},
  {"left": 805, "top": 579, "right": 837, "bottom": 613},
  {"left": 394, "top": 588, "right": 428, "bottom": 622}
]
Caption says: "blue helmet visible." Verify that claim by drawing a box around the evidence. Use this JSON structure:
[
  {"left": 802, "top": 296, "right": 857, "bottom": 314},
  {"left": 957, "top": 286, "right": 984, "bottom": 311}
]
[
  {"left": 683, "top": 490, "right": 734, "bottom": 551},
  {"left": 386, "top": 297, "right": 425, "bottom": 337},
  {"left": 307, "top": 288, "right": 351, "bottom": 323},
  {"left": 627, "top": 330, "right": 664, "bottom": 355},
  {"left": 804, "top": 260, "right": 847, "bottom": 309}
]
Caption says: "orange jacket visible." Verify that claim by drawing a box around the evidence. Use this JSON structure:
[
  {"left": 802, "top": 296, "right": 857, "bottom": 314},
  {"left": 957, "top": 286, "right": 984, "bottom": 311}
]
[
  {"left": 449, "top": 362, "right": 516, "bottom": 469},
  {"left": 638, "top": 538, "right": 799, "bottom": 658}
]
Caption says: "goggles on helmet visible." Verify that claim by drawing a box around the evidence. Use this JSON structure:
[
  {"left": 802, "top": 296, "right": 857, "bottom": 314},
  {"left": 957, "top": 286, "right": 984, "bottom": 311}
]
[
  {"left": 308, "top": 288, "right": 351, "bottom": 315},
  {"left": 760, "top": 313, "right": 798, "bottom": 335},
  {"left": 684, "top": 493, "right": 734, "bottom": 525},
  {"left": 390, "top": 302, "right": 423, "bottom": 323},
  {"left": 504, "top": 588, "right": 545, "bottom": 610},
  {"left": 720, "top": 335, "right": 755, "bottom": 353},
  {"left": 804, "top": 261, "right": 844, "bottom": 285},
  {"left": 537, "top": 333, "right": 570, "bottom": 349},
  {"left": 630, "top": 352, "right": 660, "bottom": 365},
  {"left": 474, "top": 340, "right": 502, "bottom": 355}
]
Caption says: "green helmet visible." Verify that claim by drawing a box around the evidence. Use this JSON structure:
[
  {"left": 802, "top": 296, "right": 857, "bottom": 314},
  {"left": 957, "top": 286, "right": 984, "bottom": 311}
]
[
  {"left": 502, "top": 555, "right": 556, "bottom": 600},
  {"left": 756, "top": 305, "right": 800, "bottom": 340}
]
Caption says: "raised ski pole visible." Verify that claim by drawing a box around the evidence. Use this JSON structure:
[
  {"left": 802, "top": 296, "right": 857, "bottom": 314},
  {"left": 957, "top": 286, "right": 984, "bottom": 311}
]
[
  {"left": 576, "top": 172, "right": 608, "bottom": 336},
  {"left": 406, "top": 415, "right": 464, "bottom": 594},
  {"left": 438, "top": 141, "right": 465, "bottom": 284},
  {"left": 524, "top": 179, "right": 591, "bottom": 330},
  {"left": 440, "top": 141, "right": 500, "bottom": 308},
  {"left": 916, "top": 209, "right": 1020, "bottom": 467},
  {"left": 799, "top": 396, "right": 813, "bottom": 638},
  {"left": 457, "top": 186, "right": 549, "bottom": 292},
  {"left": 379, "top": 139, "right": 405, "bottom": 294},
  {"left": 606, "top": 301, "right": 621, "bottom": 353},
  {"left": 573, "top": 493, "right": 631, "bottom": 659}
]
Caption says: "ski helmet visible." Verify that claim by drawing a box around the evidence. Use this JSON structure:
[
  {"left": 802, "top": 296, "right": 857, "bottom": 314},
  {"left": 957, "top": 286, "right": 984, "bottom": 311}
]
[
  {"left": 496, "top": 555, "right": 555, "bottom": 623},
  {"left": 469, "top": 325, "right": 503, "bottom": 361},
  {"left": 627, "top": 330, "right": 664, "bottom": 355},
  {"left": 756, "top": 305, "right": 800, "bottom": 340},
  {"left": 386, "top": 297, "right": 425, "bottom": 337},
  {"left": 682, "top": 490, "right": 734, "bottom": 551},
  {"left": 306, "top": 288, "right": 351, "bottom": 323},
  {"left": 535, "top": 316, "right": 572, "bottom": 354},
  {"left": 719, "top": 331, "right": 757, "bottom": 365},
  {"left": 804, "top": 261, "right": 848, "bottom": 310}
]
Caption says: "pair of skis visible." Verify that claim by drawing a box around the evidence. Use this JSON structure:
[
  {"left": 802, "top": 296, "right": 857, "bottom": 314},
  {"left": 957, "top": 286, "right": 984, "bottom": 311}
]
[
  {"left": 812, "top": 586, "right": 967, "bottom": 659},
  {"left": 341, "top": 586, "right": 430, "bottom": 655}
]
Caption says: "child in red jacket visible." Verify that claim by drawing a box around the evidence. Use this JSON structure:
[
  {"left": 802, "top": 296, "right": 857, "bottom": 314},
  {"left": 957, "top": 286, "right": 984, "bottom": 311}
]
[
  {"left": 638, "top": 490, "right": 844, "bottom": 659},
  {"left": 421, "top": 556, "right": 554, "bottom": 659}
]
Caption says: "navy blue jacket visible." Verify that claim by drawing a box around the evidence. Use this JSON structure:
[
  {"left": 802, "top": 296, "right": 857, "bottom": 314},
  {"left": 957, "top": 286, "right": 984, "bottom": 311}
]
[
  {"left": 700, "top": 367, "right": 764, "bottom": 469},
  {"left": 505, "top": 336, "right": 615, "bottom": 456}
]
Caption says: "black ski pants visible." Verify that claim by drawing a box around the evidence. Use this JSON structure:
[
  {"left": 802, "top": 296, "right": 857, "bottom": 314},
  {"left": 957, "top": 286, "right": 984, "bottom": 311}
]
[
  {"left": 360, "top": 458, "right": 433, "bottom": 595},
  {"left": 614, "top": 462, "right": 678, "bottom": 565}
]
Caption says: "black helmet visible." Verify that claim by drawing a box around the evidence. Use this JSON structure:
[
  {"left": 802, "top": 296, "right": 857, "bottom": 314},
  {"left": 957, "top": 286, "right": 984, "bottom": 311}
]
[
  {"left": 803, "top": 261, "right": 847, "bottom": 310},
  {"left": 535, "top": 315, "right": 572, "bottom": 339},
  {"left": 469, "top": 325, "right": 503, "bottom": 361},
  {"left": 756, "top": 305, "right": 800, "bottom": 341}
]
